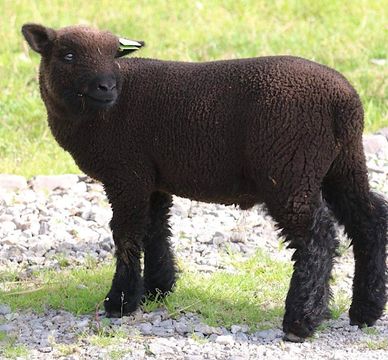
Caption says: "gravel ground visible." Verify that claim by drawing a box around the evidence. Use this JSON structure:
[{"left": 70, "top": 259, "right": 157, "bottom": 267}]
[{"left": 0, "top": 133, "right": 387, "bottom": 359}]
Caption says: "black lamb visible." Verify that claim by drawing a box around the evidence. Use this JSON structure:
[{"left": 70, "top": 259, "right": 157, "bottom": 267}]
[{"left": 21, "top": 23, "right": 387, "bottom": 342}]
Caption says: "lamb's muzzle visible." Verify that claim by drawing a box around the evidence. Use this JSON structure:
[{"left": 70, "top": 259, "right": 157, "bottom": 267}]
[{"left": 84, "top": 73, "right": 118, "bottom": 108}]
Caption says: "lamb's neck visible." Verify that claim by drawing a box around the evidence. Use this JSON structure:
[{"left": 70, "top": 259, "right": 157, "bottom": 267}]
[{"left": 47, "top": 111, "right": 86, "bottom": 151}]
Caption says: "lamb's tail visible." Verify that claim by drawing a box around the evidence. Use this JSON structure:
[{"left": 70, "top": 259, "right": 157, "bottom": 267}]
[{"left": 323, "top": 89, "right": 386, "bottom": 233}]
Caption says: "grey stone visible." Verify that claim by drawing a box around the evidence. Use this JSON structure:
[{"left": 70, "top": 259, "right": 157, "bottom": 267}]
[
  {"left": 212, "top": 231, "right": 226, "bottom": 245},
  {"left": 146, "top": 313, "right": 162, "bottom": 325},
  {"left": 193, "top": 331, "right": 205, "bottom": 338},
  {"left": 234, "top": 332, "right": 249, "bottom": 342},
  {"left": 76, "top": 318, "right": 89, "bottom": 329},
  {"left": 1, "top": 221, "right": 16, "bottom": 234},
  {"left": 230, "top": 324, "right": 249, "bottom": 334},
  {"left": 0, "top": 174, "right": 27, "bottom": 190},
  {"left": 89, "top": 207, "right": 111, "bottom": 225},
  {"left": 159, "top": 319, "right": 173, "bottom": 328},
  {"left": 39, "top": 221, "right": 50, "bottom": 235},
  {"left": 175, "top": 321, "right": 190, "bottom": 335},
  {"left": 363, "top": 134, "right": 388, "bottom": 155},
  {"left": 31, "top": 175, "right": 80, "bottom": 191},
  {"left": 208, "top": 334, "right": 218, "bottom": 342},
  {"left": 377, "top": 127, "right": 388, "bottom": 140},
  {"left": 139, "top": 322, "right": 153, "bottom": 335},
  {"left": 0, "top": 304, "right": 12, "bottom": 315},
  {"left": 0, "top": 324, "right": 14, "bottom": 333},
  {"left": 255, "top": 329, "right": 282, "bottom": 341},
  {"left": 152, "top": 326, "right": 173, "bottom": 337},
  {"left": 100, "top": 237, "right": 114, "bottom": 251},
  {"left": 149, "top": 340, "right": 176, "bottom": 355},
  {"left": 0, "top": 214, "right": 14, "bottom": 222},
  {"left": 71, "top": 181, "right": 88, "bottom": 194},
  {"left": 196, "top": 234, "right": 213, "bottom": 244},
  {"left": 231, "top": 325, "right": 242, "bottom": 334},
  {"left": 215, "top": 335, "right": 234, "bottom": 345},
  {"left": 347, "top": 325, "right": 359, "bottom": 333},
  {"left": 194, "top": 323, "right": 218, "bottom": 335},
  {"left": 38, "top": 346, "right": 53, "bottom": 353},
  {"left": 184, "top": 356, "right": 203, "bottom": 360}
]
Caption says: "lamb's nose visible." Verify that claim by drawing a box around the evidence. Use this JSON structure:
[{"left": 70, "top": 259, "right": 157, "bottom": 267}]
[
  {"left": 98, "top": 80, "right": 116, "bottom": 92},
  {"left": 87, "top": 74, "right": 118, "bottom": 106}
]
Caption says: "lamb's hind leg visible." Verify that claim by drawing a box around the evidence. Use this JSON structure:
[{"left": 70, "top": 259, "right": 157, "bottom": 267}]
[
  {"left": 143, "top": 192, "right": 177, "bottom": 299},
  {"left": 323, "top": 150, "right": 387, "bottom": 328},
  {"left": 268, "top": 193, "right": 339, "bottom": 342}
]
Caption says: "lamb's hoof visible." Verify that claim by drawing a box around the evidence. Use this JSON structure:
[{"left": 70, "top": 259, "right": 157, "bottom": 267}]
[
  {"left": 349, "top": 302, "right": 382, "bottom": 328},
  {"left": 283, "top": 332, "right": 305, "bottom": 343},
  {"left": 283, "top": 317, "right": 315, "bottom": 341},
  {"left": 104, "top": 290, "right": 141, "bottom": 318}
]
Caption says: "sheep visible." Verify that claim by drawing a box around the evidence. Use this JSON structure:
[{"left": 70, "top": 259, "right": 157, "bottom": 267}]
[{"left": 21, "top": 23, "right": 387, "bottom": 342}]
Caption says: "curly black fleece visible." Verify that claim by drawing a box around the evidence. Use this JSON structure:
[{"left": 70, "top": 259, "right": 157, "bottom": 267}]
[{"left": 22, "top": 24, "right": 387, "bottom": 340}]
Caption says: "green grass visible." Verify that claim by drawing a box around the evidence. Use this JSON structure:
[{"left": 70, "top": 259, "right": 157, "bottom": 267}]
[
  {"left": 163, "top": 251, "right": 292, "bottom": 330},
  {"left": 0, "top": 0, "right": 387, "bottom": 176},
  {"left": 109, "top": 349, "right": 133, "bottom": 360},
  {"left": 364, "top": 339, "right": 388, "bottom": 351},
  {"left": 0, "top": 250, "right": 291, "bottom": 331},
  {"left": 330, "top": 291, "right": 351, "bottom": 320},
  {"left": 55, "top": 343, "right": 79, "bottom": 357},
  {"left": 0, "top": 333, "right": 29, "bottom": 359},
  {"left": 0, "top": 265, "right": 114, "bottom": 315},
  {"left": 362, "top": 327, "right": 379, "bottom": 336}
]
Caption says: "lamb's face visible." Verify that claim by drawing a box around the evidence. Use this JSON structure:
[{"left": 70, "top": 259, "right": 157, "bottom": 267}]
[{"left": 21, "top": 24, "right": 143, "bottom": 113}]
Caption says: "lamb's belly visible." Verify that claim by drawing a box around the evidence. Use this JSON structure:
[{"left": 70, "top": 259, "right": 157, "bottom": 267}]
[{"left": 158, "top": 174, "right": 258, "bottom": 209}]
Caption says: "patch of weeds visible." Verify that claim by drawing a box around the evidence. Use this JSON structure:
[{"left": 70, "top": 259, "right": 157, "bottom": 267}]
[
  {"left": 0, "top": 270, "right": 22, "bottom": 291},
  {"left": 143, "top": 342, "right": 155, "bottom": 357},
  {"left": 362, "top": 327, "right": 379, "bottom": 336},
  {"left": 0, "top": 334, "right": 28, "bottom": 359},
  {"left": 315, "top": 322, "right": 330, "bottom": 333},
  {"left": 337, "top": 241, "right": 351, "bottom": 257},
  {"left": 89, "top": 334, "right": 119, "bottom": 347},
  {"left": 178, "top": 231, "right": 187, "bottom": 239},
  {"left": 0, "top": 330, "right": 7, "bottom": 341},
  {"left": 364, "top": 339, "right": 388, "bottom": 350},
  {"left": 87, "top": 319, "right": 128, "bottom": 348},
  {"left": 141, "top": 291, "right": 167, "bottom": 313},
  {"left": 68, "top": 228, "right": 79, "bottom": 238},
  {"left": 277, "top": 240, "right": 286, "bottom": 251},
  {"left": 109, "top": 348, "right": 132, "bottom": 360},
  {"left": 2, "top": 345, "right": 29, "bottom": 359},
  {"left": 330, "top": 291, "right": 351, "bottom": 320},
  {"left": 54, "top": 253, "right": 70, "bottom": 269},
  {"left": 190, "top": 332, "right": 208, "bottom": 344},
  {"left": 55, "top": 343, "right": 79, "bottom": 357},
  {"left": 84, "top": 255, "right": 99, "bottom": 269}
]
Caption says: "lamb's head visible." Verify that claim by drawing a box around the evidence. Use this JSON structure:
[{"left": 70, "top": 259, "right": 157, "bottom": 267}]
[{"left": 22, "top": 24, "right": 144, "bottom": 113}]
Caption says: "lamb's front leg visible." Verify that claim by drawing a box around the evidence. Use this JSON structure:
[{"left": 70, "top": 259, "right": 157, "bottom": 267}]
[
  {"left": 103, "top": 185, "right": 150, "bottom": 317},
  {"left": 282, "top": 204, "right": 339, "bottom": 341}
]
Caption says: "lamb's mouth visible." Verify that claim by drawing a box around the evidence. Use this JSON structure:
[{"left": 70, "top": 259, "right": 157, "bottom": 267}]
[{"left": 79, "top": 93, "right": 117, "bottom": 108}]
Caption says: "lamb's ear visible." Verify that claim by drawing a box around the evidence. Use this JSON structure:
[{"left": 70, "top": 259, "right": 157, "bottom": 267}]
[
  {"left": 21, "top": 24, "right": 56, "bottom": 55},
  {"left": 116, "top": 38, "right": 145, "bottom": 58}
]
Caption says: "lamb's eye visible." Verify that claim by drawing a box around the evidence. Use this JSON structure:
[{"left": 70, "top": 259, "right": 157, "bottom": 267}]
[{"left": 64, "top": 53, "right": 74, "bottom": 62}]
